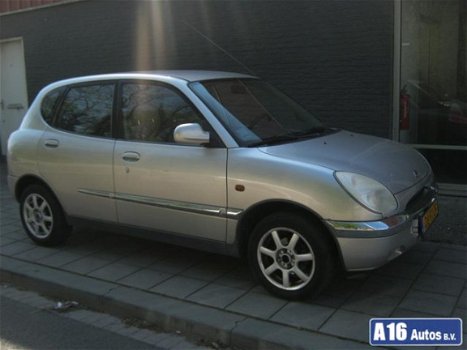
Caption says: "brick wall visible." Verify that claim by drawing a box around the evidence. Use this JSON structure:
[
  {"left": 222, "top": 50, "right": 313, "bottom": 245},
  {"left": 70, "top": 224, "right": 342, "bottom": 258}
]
[{"left": 0, "top": 0, "right": 395, "bottom": 138}]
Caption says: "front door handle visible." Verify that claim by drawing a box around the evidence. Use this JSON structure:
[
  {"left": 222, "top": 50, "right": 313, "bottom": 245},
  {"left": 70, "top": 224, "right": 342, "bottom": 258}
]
[
  {"left": 44, "top": 139, "right": 59, "bottom": 148},
  {"left": 122, "top": 151, "right": 140, "bottom": 162}
]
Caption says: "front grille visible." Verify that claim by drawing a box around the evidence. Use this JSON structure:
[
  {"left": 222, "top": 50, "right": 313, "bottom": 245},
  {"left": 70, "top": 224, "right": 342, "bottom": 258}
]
[{"left": 405, "top": 184, "right": 437, "bottom": 215}]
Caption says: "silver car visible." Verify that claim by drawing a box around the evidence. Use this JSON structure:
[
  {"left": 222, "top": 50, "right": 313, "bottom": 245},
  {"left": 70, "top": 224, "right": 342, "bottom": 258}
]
[{"left": 7, "top": 71, "right": 438, "bottom": 299}]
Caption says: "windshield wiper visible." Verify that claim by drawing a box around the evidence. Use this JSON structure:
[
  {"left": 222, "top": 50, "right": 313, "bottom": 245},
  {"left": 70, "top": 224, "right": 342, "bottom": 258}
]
[
  {"left": 247, "top": 134, "right": 300, "bottom": 147},
  {"left": 247, "top": 127, "right": 337, "bottom": 147},
  {"left": 289, "top": 126, "right": 330, "bottom": 138}
]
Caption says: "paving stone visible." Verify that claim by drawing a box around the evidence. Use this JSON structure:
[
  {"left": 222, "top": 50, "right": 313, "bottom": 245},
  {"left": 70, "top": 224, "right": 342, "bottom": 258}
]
[
  {"left": 151, "top": 276, "right": 208, "bottom": 299},
  {"left": 325, "top": 275, "right": 367, "bottom": 297},
  {"left": 172, "top": 339, "right": 207, "bottom": 349},
  {"left": 180, "top": 262, "right": 231, "bottom": 282},
  {"left": 0, "top": 240, "right": 36, "bottom": 256},
  {"left": 452, "top": 308, "right": 467, "bottom": 333},
  {"left": 249, "top": 285, "right": 270, "bottom": 295},
  {"left": 226, "top": 291, "right": 287, "bottom": 319},
  {"left": 2, "top": 229, "right": 26, "bottom": 240},
  {"left": 115, "top": 251, "right": 160, "bottom": 267},
  {"left": 413, "top": 273, "right": 464, "bottom": 296},
  {"left": 148, "top": 256, "right": 199, "bottom": 274},
  {"left": 63, "top": 244, "right": 102, "bottom": 256},
  {"left": 154, "top": 333, "right": 184, "bottom": 348},
  {"left": 140, "top": 332, "right": 171, "bottom": 345},
  {"left": 61, "top": 256, "right": 112, "bottom": 274},
  {"left": 186, "top": 283, "right": 246, "bottom": 308},
  {"left": 413, "top": 241, "right": 440, "bottom": 253},
  {"left": 63, "top": 309, "right": 92, "bottom": 321},
  {"left": 232, "top": 317, "right": 371, "bottom": 350},
  {"left": 399, "top": 290, "right": 457, "bottom": 316},
  {"left": 312, "top": 293, "right": 347, "bottom": 308},
  {"left": 0, "top": 237, "right": 17, "bottom": 247},
  {"left": 271, "top": 301, "right": 335, "bottom": 330},
  {"left": 37, "top": 251, "right": 83, "bottom": 267},
  {"left": 0, "top": 224, "right": 23, "bottom": 235},
  {"left": 426, "top": 260, "right": 467, "bottom": 280},
  {"left": 355, "top": 274, "right": 412, "bottom": 296},
  {"left": 117, "top": 268, "right": 172, "bottom": 289},
  {"left": 398, "top": 249, "right": 434, "bottom": 265},
  {"left": 440, "top": 244, "right": 467, "bottom": 252},
  {"left": 457, "top": 288, "right": 467, "bottom": 309},
  {"left": 343, "top": 291, "right": 403, "bottom": 317},
  {"left": 87, "top": 262, "right": 141, "bottom": 281},
  {"left": 131, "top": 329, "right": 155, "bottom": 341},
  {"left": 213, "top": 273, "right": 255, "bottom": 290},
  {"left": 13, "top": 246, "right": 59, "bottom": 262},
  {"left": 434, "top": 248, "right": 467, "bottom": 265},
  {"left": 391, "top": 308, "right": 439, "bottom": 318},
  {"left": 319, "top": 309, "right": 372, "bottom": 343},
  {"left": 376, "top": 261, "right": 425, "bottom": 280},
  {"left": 86, "top": 250, "right": 128, "bottom": 262}
]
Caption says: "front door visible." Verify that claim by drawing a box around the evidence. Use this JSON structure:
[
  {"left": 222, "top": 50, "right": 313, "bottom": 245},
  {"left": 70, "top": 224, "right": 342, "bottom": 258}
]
[
  {"left": 113, "top": 81, "right": 227, "bottom": 241},
  {"left": 0, "top": 39, "right": 28, "bottom": 156}
]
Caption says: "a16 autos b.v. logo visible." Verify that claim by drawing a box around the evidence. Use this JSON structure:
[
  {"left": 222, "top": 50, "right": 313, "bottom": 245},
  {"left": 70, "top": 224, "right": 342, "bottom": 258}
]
[{"left": 369, "top": 318, "right": 463, "bottom": 346}]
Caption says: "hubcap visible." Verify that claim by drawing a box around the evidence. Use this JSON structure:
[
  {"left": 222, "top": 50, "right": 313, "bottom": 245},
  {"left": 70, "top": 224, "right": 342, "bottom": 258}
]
[
  {"left": 257, "top": 227, "right": 315, "bottom": 291},
  {"left": 22, "top": 193, "right": 54, "bottom": 238}
]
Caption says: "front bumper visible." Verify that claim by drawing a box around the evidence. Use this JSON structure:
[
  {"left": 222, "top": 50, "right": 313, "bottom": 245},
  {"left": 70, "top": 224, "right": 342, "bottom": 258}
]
[{"left": 325, "top": 186, "right": 437, "bottom": 271}]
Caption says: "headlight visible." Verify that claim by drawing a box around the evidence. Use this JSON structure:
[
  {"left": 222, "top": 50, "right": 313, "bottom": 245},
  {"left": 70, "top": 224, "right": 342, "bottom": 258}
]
[{"left": 334, "top": 171, "right": 397, "bottom": 216}]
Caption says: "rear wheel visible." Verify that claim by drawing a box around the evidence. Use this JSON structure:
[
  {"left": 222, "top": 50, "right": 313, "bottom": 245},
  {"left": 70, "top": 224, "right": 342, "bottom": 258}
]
[
  {"left": 20, "top": 185, "right": 71, "bottom": 246},
  {"left": 248, "top": 212, "right": 335, "bottom": 299}
]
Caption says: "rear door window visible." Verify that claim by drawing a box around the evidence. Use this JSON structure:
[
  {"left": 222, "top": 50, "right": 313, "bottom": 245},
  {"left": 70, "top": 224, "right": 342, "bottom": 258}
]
[{"left": 56, "top": 83, "right": 114, "bottom": 137}]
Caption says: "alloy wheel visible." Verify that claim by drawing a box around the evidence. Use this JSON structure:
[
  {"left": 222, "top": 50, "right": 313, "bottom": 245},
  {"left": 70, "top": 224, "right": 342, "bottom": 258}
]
[
  {"left": 257, "top": 227, "right": 315, "bottom": 291},
  {"left": 22, "top": 193, "right": 54, "bottom": 238}
]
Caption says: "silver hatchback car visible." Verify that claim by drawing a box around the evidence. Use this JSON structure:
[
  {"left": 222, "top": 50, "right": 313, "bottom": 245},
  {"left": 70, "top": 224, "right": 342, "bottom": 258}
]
[{"left": 8, "top": 71, "right": 438, "bottom": 299}]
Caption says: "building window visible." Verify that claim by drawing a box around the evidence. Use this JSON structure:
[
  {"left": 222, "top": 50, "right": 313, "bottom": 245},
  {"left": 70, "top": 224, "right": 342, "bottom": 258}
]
[{"left": 399, "top": 0, "right": 466, "bottom": 184}]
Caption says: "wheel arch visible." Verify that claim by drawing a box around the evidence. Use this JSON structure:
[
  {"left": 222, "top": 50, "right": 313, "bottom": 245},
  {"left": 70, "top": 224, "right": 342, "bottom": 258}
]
[
  {"left": 15, "top": 175, "right": 64, "bottom": 217},
  {"left": 235, "top": 199, "right": 343, "bottom": 267}
]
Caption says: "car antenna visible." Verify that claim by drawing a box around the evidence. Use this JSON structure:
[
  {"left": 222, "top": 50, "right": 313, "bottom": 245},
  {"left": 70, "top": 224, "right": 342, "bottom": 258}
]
[{"left": 182, "top": 20, "right": 256, "bottom": 76}]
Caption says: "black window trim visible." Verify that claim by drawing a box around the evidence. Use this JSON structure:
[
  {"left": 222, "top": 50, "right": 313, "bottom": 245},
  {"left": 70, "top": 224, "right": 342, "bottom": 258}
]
[
  {"left": 115, "top": 79, "right": 226, "bottom": 148},
  {"left": 40, "top": 86, "right": 67, "bottom": 125}
]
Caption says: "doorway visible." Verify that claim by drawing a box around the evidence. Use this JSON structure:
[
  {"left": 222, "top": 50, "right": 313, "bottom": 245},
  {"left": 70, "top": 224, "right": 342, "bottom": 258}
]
[{"left": 0, "top": 38, "right": 28, "bottom": 156}]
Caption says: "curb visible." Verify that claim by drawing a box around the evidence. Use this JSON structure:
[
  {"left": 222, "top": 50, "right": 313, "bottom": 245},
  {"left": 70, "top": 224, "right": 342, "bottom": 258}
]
[{"left": 0, "top": 256, "right": 373, "bottom": 349}]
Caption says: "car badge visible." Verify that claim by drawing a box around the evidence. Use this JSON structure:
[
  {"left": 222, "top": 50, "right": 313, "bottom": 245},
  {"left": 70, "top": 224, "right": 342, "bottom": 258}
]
[{"left": 413, "top": 169, "right": 419, "bottom": 178}]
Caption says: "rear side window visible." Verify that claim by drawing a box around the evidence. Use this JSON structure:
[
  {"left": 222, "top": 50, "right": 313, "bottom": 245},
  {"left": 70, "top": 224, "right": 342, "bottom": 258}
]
[
  {"left": 56, "top": 84, "right": 114, "bottom": 137},
  {"left": 40, "top": 87, "right": 65, "bottom": 124}
]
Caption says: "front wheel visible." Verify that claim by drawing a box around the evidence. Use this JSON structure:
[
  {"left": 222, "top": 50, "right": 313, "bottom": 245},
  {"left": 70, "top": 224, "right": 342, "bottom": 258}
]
[
  {"left": 248, "top": 212, "right": 335, "bottom": 299},
  {"left": 20, "top": 184, "right": 71, "bottom": 246}
]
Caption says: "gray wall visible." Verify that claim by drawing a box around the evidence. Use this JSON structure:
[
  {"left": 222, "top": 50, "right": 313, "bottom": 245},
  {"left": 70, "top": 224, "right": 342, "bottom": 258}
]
[{"left": 0, "top": 0, "right": 395, "bottom": 138}]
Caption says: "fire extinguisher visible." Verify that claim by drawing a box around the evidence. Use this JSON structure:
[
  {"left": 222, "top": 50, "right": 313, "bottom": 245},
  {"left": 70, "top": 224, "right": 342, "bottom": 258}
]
[{"left": 400, "top": 86, "right": 410, "bottom": 130}]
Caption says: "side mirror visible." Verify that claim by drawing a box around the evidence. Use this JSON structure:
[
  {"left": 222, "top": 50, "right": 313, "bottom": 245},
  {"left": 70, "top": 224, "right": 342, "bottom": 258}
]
[{"left": 173, "top": 123, "right": 210, "bottom": 146}]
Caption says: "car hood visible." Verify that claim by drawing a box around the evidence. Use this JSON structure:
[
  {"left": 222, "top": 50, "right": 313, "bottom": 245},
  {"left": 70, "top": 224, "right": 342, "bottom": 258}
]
[{"left": 258, "top": 130, "right": 431, "bottom": 194}]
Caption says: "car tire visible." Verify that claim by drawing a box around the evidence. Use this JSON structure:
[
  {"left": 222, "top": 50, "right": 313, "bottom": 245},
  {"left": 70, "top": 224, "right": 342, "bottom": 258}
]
[
  {"left": 248, "top": 212, "right": 336, "bottom": 300},
  {"left": 19, "top": 184, "right": 71, "bottom": 246}
]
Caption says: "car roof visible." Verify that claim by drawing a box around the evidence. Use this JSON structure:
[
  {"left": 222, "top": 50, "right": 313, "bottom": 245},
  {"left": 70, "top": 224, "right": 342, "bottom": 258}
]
[
  {"left": 43, "top": 70, "right": 258, "bottom": 91},
  {"left": 134, "top": 70, "right": 257, "bottom": 82}
]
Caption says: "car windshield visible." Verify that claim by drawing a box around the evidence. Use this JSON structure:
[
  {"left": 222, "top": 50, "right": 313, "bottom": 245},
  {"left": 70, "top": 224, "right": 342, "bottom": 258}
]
[{"left": 189, "top": 79, "right": 334, "bottom": 146}]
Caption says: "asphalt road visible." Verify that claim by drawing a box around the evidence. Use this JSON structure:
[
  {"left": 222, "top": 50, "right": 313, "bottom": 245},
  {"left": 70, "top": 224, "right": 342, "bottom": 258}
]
[{"left": 0, "top": 296, "right": 159, "bottom": 350}]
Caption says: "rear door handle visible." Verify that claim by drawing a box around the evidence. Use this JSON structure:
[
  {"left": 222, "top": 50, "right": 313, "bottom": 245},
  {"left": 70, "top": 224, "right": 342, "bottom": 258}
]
[
  {"left": 44, "top": 139, "right": 59, "bottom": 148},
  {"left": 122, "top": 151, "right": 140, "bottom": 162}
]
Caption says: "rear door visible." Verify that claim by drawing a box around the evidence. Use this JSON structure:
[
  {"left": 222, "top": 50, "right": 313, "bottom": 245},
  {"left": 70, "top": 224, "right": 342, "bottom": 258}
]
[
  {"left": 38, "top": 82, "right": 117, "bottom": 222},
  {"left": 113, "top": 80, "right": 228, "bottom": 241}
]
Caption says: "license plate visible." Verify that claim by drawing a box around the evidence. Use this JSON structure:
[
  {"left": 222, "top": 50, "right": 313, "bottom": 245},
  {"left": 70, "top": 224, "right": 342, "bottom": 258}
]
[{"left": 419, "top": 201, "right": 439, "bottom": 235}]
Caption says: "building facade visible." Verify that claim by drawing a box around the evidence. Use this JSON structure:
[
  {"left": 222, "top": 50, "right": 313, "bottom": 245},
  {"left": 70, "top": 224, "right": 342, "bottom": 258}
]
[{"left": 0, "top": 0, "right": 465, "bottom": 191}]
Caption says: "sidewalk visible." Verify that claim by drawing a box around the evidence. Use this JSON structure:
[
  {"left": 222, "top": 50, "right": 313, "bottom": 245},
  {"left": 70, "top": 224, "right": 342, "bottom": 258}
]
[{"left": 1, "top": 166, "right": 466, "bottom": 349}]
